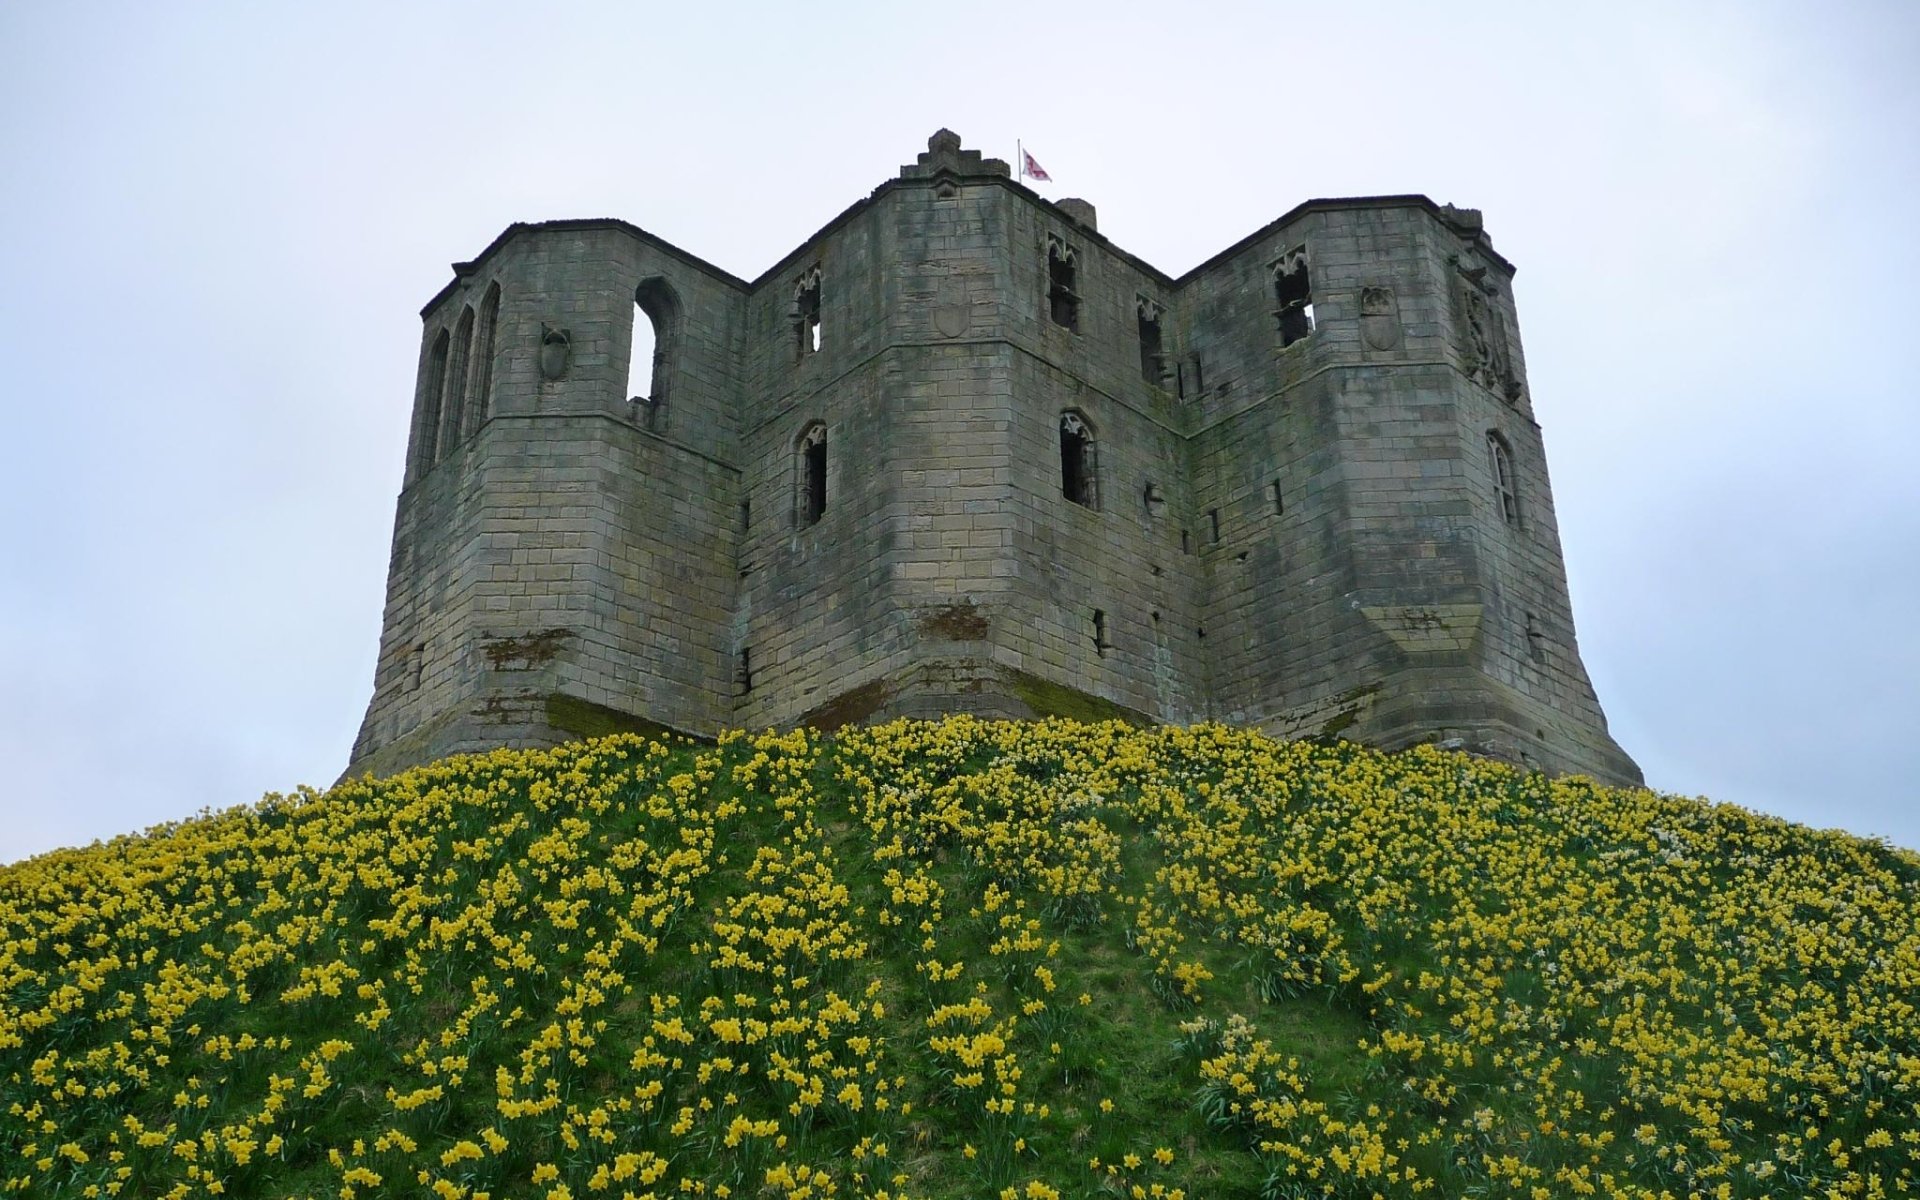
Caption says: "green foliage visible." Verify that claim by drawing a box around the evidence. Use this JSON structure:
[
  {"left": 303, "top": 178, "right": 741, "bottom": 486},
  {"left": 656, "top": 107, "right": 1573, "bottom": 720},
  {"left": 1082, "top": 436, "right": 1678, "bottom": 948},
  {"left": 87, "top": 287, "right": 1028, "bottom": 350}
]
[{"left": 0, "top": 719, "right": 1916, "bottom": 1200}]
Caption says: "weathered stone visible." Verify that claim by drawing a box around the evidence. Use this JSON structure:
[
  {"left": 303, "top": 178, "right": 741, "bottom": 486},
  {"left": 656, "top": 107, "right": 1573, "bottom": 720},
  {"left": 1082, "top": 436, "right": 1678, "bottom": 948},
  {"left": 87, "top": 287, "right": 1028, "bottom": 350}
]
[{"left": 344, "top": 130, "right": 1641, "bottom": 788}]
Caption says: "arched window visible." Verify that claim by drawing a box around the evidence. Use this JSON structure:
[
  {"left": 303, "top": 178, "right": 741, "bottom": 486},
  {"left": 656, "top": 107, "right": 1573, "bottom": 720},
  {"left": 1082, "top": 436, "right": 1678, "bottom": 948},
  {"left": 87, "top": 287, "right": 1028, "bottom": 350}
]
[
  {"left": 796, "top": 422, "right": 827, "bottom": 527},
  {"left": 792, "top": 267, "right": 822, "bottom": 359},
  {"left": 627, "top": 300, "right": 656, "bottom": 403},
  {"left": 414, "top": 328, "right": 450, "bottom": 479},
  {"left": 1273, "top": 245, "right": 1314, "bottom": 347},
  {"left": 1047, "top": 236, "right": 1079, "bottom": 331},
  {"left": 631, "top": 276, "right": 681, "bottom": 429},
  {"left": 1060, "top": 410, "right": 1098, "bottom": 508},
  {"left": 464, "top": 282, "right": 500, "bottom": 439},
  {"left": 441, "top": 305, "right": 475, "bottom": 455},
  {"left": 1487, "top": 431, "right": 1520, "bottom": 527}
]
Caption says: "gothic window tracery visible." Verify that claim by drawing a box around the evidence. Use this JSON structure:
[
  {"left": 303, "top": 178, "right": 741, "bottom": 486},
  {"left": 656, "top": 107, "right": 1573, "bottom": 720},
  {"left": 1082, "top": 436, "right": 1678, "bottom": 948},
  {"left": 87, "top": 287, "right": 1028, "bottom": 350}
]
[
  {"left": 796, "top": 422, "right": 828, "bottom": 526},
  {"left": 465, "top": 283, "right": 500, "bottom": 439},
  {"left": 793, "top": 267, "right": 823, "bottom": 359},
  {"left": 1059, "top": 410, "right": 1097, "bottom": 508},
  {"left": 1047, "top": 236, "right": 1080, "bottom": 331},
  {"left": 1273, "top": 246, "right": 1314, "bottom": 347},
  {"left": 1488, "top": 430, "right": 1520, "bottom": 527}
]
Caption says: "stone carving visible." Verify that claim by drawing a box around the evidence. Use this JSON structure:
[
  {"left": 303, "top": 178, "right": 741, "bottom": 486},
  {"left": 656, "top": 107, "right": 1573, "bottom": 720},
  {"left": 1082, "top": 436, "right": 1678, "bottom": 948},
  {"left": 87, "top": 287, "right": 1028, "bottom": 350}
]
[
  {"left": 932, "top": 276, "right": 969, "bottom": 338},
  {"left": 1453, "top": 265, "right": 1520, "bottom": 402},
  {"left": 1142, "top": 481, "right": 1166, "bottom": 518},
  {"left": 1359, "top": 285, "right": 1400, "bottom": 350},
  {"left": 538, "top": 325, "right": 571, "bottom": 381}
]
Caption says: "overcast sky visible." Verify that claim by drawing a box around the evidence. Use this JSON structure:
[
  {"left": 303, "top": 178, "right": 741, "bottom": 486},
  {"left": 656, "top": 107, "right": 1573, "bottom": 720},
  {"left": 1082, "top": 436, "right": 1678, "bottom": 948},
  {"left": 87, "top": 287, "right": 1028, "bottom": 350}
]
[{"left": 1, "top": 1, "right": 1915, "bottom": 862}]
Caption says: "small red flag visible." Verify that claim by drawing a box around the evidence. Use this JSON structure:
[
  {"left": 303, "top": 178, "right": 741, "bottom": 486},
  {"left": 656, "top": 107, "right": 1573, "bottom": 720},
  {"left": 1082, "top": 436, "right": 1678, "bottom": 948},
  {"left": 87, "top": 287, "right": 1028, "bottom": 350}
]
[{"left": 1021, "top": 149, "right": 1051, "bottom": 182}]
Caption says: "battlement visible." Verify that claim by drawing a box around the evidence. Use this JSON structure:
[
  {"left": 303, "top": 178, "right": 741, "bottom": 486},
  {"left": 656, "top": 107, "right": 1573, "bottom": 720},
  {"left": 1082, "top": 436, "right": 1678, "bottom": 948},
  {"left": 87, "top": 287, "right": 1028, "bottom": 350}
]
[{"left": 346, "top": 131, "right": 1640, "bottom": 786}]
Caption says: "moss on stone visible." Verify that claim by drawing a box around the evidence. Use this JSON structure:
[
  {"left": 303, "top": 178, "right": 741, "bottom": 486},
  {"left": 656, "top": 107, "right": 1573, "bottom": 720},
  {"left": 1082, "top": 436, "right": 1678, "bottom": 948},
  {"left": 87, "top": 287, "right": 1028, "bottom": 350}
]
[
  {"left": 1315, "top": 683, "right": 1382, "bottom": 741},
  {"left": 916, "top": 602, "right": 991, "bottom": 641},
  {"left": 544, "top": 692, "right": 682, "bottom": 743},
  {"left": 801, "top": 679, "right": 893, "bottom": 732},
  {"left": 484, "top": 629, "right": 573, "bottom": 671},
  {"left": 1008, "top": 670, "right": 1143, "bottom": 725}
]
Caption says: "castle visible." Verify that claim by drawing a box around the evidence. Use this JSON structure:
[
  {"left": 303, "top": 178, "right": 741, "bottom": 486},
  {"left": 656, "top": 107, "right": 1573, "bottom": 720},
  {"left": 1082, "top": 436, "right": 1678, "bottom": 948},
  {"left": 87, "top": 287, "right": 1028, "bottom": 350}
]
[{"left": 346, "top": 130, "right": 1641, "bottom": 787}]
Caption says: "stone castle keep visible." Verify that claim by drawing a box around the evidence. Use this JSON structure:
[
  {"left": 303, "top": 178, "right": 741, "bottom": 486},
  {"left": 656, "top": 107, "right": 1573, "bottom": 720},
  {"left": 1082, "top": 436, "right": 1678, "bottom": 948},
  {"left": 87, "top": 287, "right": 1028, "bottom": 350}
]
[{"left": 346, "top": 130, "right": 1641, "bottom": 786}]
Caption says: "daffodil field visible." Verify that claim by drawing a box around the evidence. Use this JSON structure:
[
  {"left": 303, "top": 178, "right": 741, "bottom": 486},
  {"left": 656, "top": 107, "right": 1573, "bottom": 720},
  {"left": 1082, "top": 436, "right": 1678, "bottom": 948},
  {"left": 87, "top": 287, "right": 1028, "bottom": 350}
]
[{"left": 3, "top": 719, "right": 1918, "bottom": 1199}]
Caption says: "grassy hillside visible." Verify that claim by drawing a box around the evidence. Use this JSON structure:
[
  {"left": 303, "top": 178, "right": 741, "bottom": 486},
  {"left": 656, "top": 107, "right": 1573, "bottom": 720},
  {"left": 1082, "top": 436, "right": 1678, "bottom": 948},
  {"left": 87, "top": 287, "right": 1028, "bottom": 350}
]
[{"left": 3, "top": 718, "right": 1917, "bottom": 1199}]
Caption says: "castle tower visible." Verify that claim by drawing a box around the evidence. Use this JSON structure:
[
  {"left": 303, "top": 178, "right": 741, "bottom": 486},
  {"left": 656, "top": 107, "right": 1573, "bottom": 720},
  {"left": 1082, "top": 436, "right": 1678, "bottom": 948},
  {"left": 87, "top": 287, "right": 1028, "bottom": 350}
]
[{"left": 346, "top": 130, "right": 1639, "bottom": 787}]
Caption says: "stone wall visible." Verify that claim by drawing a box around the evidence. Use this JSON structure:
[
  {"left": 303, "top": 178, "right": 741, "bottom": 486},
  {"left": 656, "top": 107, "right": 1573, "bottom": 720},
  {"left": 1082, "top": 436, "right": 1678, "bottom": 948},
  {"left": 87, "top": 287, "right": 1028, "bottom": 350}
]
[{"left": 346, "top": 131, "right": 1639, "bottom": 787}]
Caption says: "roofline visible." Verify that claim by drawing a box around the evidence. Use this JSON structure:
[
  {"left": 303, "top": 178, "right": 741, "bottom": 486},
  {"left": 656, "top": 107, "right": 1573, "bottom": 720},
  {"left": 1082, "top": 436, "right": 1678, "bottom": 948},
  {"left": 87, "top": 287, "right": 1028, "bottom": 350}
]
[
  {"left": 753, "top": 178, "right": 1520, "bottom": 293},
  {"left": 1171, "top": 194, "right": 1516, "bottom": 283},
  {"left": 421, "top": 185, "right": 1513, "bottom": 318},
  {"left": 420, "top": 219, "right": 752, "bottom": 316}
]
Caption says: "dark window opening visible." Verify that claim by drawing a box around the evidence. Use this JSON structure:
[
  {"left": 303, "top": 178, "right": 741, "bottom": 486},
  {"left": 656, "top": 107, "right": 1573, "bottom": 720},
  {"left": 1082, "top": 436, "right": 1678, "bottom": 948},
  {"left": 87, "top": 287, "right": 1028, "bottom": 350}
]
[
  {"left": 797, "top": 423, "right": 828, "bottom": 526},
  {"left": 1059, "top": 411, "right": 1097, "bottom": 508},
  {"left": 466, "top": 283, "right": 500, "bottom": 440},
  {"left": 1207, "top": 508, "right": 1221, "bottom": 544},
  {"left": 1525, "top": 612, "right": 1547, "bottom": 663},
  {"left": 1047, "top": 237, "right": 1079, "bottom": 331},
  {"left": 1271, "top": 479, "right": 1285, "bottom": 516},
  {"left": 1274, "top": 247, "right": 1314, "bottom": 347},
  {"left": 739, "top": 499, "right": 751, "bottom": 534},
  {"left": 737, "top": 648, "right": 754, "bottom": 695},
  {"left": 793, "top": 267, "right": 822, "bottom": 359},
  {"left": 1488, "top": 431, "right": 1520, "bottom": 527},
  {"left": 1181, "top": 529, "right": 1192, "bottom": 555},
  {"left": 415, "top": 329, "right": 450, "bottom": 477},
  {"left": 1137, "top": 298, "right": 1165, "bottom": 384},
  {"left": 443, "top": 305, "right": 475, "bottom": 455},
  {"left": 1092, "top": 609, "right": 1109, "bottom": 656}
]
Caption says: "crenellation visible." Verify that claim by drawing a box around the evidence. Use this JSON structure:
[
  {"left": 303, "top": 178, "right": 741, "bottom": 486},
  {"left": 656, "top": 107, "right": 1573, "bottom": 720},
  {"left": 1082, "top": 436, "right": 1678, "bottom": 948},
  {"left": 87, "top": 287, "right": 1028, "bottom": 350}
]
[{"left": 345, "top": 130, "right": 1639, "bottom": 786}]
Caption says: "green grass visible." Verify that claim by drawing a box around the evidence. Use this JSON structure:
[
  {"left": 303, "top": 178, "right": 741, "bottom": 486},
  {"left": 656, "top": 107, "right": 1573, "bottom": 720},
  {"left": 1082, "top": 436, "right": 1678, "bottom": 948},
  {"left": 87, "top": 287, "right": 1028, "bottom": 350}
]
[{"left": 1, "top": 719, "right": 1916, "bottom": 1199}]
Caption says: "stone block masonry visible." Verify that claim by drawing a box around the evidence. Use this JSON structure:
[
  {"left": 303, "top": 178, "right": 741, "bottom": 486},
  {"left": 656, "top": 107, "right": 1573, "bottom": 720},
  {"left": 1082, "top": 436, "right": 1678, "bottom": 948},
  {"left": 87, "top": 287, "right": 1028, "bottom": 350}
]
[{"left": 345, "top": 130, "right": 1640, "bottom": 787}]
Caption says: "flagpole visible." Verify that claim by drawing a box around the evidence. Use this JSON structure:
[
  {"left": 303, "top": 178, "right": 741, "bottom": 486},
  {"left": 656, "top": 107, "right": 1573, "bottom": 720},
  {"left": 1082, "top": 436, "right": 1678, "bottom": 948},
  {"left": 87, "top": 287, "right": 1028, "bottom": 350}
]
[{"left": 1017, "top": 138, "right": 1022, "bottom": 182}]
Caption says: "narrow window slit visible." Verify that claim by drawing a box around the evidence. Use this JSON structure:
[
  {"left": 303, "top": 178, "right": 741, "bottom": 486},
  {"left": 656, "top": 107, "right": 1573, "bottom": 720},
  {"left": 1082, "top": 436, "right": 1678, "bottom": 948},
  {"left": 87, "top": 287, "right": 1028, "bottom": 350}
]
[
  {"left": 797, "top": 423, "right": 828, "bottom": 526},
  {"left": 406, "top": 642, "right": 426, "bottom": 692},
  {"left": 1487, "top": 431, "right": 1520, "bottom": 527},
  {"left": 1136, "top": 297, "right": 1165, "bottom": 384}
]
